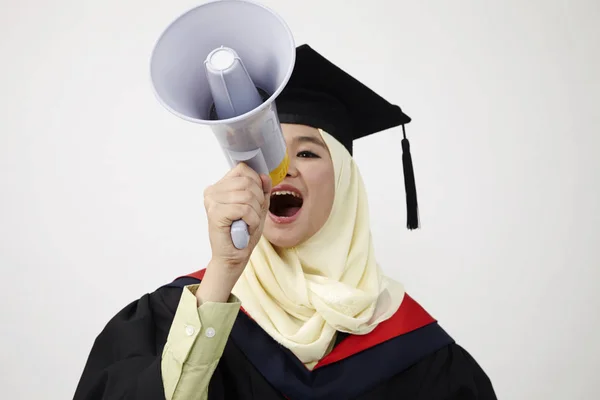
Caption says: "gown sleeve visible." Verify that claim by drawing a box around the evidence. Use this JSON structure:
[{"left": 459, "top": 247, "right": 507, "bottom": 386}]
[
  {"left": 73, "top": 284, "right": 241, "bottom": 400},
  {"left": 416, "top": 343, "right": 498, "bottom": 400}
]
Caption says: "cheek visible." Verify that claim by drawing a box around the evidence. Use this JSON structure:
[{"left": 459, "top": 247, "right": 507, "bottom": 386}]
[{"left": 305, "top": 164, "right": 335, "bottom": 212}]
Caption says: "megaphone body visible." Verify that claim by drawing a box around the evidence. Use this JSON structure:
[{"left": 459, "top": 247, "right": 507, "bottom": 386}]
[{"left": 150, "top": 0, "right": 296, "bottom": 249}]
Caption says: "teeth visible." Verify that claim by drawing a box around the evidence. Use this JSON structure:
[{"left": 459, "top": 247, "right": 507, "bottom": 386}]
[{"left": 272, "top": 190, "right": 301, "bottom": 198}]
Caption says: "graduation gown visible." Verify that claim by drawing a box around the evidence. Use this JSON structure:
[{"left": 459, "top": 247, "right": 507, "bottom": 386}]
[{"left": 73, "top": 270, "right": 497, "bottom": 400}]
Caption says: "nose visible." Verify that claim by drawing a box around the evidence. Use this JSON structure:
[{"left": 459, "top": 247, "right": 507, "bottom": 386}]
[{"left": 285, "top": 155, "right": 299, "bottom": 177}]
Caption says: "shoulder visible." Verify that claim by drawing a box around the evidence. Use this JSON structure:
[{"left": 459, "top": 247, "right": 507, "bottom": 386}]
[
  {"left": 396, "top": 343, "right": 497, "bottom": 399},
  {"left": 89, "top": 280, "right": 200, "bottom": 355},
  {"left": 365, "top": 294, "right": 497, "bottom": 399},
  {"left": 424, "top": 343, "right": 494, "bottom": 382},
  {"left": 128, "top": 275, "right": 204, "bottom": 315},
  {"left": 437, "top": 343, "right": 497, "bottom": 399},
  {"left": 101, "top": 279, "right": 196, "bottom": 334}
]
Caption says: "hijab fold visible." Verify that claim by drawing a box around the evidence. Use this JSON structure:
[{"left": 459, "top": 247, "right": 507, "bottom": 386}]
[{"left": 232, "top": 129, "right": 405, "bottom": 366}]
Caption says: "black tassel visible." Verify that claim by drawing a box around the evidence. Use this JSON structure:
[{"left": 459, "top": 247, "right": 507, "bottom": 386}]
[{"left": 401, "top": 125, "right": 420, "bottom": 229}]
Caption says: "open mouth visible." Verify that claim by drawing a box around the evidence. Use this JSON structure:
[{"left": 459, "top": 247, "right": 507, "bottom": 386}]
[{"left": 269, "top": 190, "right": 303, "bottom": 219}]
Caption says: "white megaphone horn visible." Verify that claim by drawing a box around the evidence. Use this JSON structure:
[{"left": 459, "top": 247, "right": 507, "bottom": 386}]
[{"left": 149, "top": 0, "right": 296, "bottom": 250}]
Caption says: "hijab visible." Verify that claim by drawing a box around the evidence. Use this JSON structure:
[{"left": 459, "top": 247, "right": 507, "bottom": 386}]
[{"left": 231, "top": 129, "right": 405, "bottom": 367}]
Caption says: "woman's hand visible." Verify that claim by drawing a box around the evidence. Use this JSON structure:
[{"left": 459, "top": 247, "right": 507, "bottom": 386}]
[{"left": 197, "top": 163, "right": 272, "bottom": 304}]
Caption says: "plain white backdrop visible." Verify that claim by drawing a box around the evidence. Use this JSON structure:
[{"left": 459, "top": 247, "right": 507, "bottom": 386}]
[{"left": 1, "top": 0, "right": 599, "bottom": 399}]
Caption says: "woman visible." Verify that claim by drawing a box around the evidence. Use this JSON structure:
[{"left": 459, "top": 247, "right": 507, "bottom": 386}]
[{"left": 74, "top": 45, "right": 497, "bottom": 400}]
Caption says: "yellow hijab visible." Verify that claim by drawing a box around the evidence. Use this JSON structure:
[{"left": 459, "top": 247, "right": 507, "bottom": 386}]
[{"left": 232, "top": 129, "right": 405, "bottom": 367}]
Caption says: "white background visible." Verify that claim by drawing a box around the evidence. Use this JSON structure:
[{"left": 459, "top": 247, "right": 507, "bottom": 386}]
[{"left": 1, "top": 0, "right": 599, "bottom": 399}]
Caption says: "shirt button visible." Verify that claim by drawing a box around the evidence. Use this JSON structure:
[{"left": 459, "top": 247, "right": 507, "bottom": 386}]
[
  {"left": 185, "top": 325, "right": 195, "bottom": 336},
  {"left": 205, "top": 327, "right": 216, "bottom": 338}
]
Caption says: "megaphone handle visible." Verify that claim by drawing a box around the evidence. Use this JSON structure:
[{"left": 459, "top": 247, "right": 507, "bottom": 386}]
[{"left": 231, "top": 219, "right": 250, "bottom": 250}]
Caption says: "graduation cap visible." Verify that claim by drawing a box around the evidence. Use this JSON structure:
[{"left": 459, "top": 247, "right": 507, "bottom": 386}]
[{"left": 276, "top": 44, "right": 420, "bottom": 230}]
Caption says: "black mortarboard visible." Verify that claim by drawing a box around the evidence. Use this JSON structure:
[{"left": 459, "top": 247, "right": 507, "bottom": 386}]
[{"left": 276, "top": 44, "right": 420, "bottom": 230}]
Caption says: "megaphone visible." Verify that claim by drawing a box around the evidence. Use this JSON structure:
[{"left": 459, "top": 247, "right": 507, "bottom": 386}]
[{"left": 149, "top": 0, "right": 296, "bottom": 250}]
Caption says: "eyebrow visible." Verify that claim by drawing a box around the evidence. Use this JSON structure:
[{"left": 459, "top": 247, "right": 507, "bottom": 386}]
[{"left": 293, "top": 135, "right": 327, "bottom": 149}]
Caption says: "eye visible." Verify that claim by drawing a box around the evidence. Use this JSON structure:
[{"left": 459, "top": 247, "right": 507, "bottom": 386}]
[{"left": 296, "top": 150, "right": 320, "bottom": 158}]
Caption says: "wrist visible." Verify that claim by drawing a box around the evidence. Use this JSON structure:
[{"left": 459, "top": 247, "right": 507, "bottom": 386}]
[
  {"left": 195, "top": 259, "right": 244, "bottom": 305},
  {"left": 208, "top": 257, "right": 248, "bottom": 276}
]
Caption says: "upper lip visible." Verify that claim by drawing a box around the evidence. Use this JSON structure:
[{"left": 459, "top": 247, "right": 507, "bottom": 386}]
[{"left": 271, "top": 183, "right": 303, "bottom": 198}]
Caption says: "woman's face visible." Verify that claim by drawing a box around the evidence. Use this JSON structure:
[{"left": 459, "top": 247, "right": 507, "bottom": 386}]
[{"left": 263, "top": 124, "right": 335, "bottom": 248}]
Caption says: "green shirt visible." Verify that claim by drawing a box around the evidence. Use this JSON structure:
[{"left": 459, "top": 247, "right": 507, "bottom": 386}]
[{"left": 161, "top": 284, "right": 241, "bottom": 400}]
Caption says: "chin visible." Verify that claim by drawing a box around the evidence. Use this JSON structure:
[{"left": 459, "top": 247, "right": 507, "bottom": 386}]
[{"left": 263, "top": 219, "right": 305, "bottom": 249}]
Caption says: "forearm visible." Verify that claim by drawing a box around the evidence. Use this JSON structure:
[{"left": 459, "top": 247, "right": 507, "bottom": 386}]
[{"left": 195, "top": 259, "right": 244, "bottom": 304}]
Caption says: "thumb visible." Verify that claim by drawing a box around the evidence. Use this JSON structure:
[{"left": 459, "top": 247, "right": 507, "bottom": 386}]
[{"left": 260, "top": 174, "right": 273, "bottom": 211}]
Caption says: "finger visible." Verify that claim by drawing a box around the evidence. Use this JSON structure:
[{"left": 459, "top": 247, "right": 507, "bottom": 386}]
[
  {"left": 244, "top": 208, "right": 262, "bottom": 235},
  {"left": 213, "top": 203, "right": 261, "bottom": 233},
  {"left": 218, "top": 175, "right": 265, "bottom": 196},
  {"left": 231, "top": 177, "right": 265, "bottom": 205},
  {"left": 259, "top": 174, "right": 272, "bottom": 212},
  {"left": 226, "top": 163, "right": 262, "bottom": 187},
  {"left": 209, "top": 176, "right": 264, "bottom": 204},
  {"left": 210, "top": 190, "right": 262, "bottom": 216},
  {"left": 260, "top": 174, "right": 273, "bottom": 195}
]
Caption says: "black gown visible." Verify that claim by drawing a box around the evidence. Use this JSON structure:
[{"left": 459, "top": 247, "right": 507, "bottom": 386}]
[{"left": 73, "top": 270, "right": 497, "bottom": 400}]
